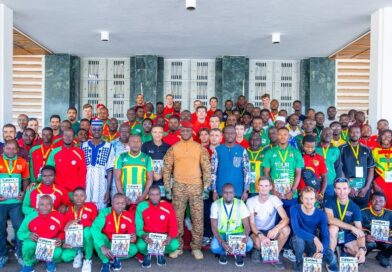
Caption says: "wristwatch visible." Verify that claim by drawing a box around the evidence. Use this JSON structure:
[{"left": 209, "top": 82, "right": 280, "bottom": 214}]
[{"left": 359, "top": 246, "right": 367, "bottom": 252}]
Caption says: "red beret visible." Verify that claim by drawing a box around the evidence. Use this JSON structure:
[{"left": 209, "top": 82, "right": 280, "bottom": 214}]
[{"left": 181, "top": 121, "right": 193, "bottom": 129}]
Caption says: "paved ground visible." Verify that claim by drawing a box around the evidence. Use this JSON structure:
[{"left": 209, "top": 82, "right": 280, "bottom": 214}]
[{"left": 2, "top": 250, "right": 389, "bottom": 272}]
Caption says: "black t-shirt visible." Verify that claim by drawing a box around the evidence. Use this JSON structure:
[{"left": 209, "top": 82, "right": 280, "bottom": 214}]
[
  {"left": 340, "top": 143, "right": 375, "bottom": 180},
  {"left": 141, "top": 141, "right": 170, "bottom": 184}
]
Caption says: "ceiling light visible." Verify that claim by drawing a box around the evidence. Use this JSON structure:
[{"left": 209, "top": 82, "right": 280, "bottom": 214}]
[
  {"left": 186, "top": 0, "right": 196, "bottom": 11},
  {"left": 101, "top": 31, "right": 109, "bottom": 42},
  {"left": 272, "top": 33, "right": 281, "bottom": 44}
]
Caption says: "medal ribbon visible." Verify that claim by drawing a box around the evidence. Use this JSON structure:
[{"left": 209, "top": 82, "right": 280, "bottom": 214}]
[{"left": 113, "top": 210, "right": 122, "bottom": 233}]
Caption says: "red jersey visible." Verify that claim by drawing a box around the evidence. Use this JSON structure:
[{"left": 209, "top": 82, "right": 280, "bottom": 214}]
[
  {"left": 163, "top": 106, "right": 174, "bottom": 118},
  {"left": 103, "top": 210, "right": 135, "bottom": 241},
  {"left": 192, "top": 119, "right": 210, "bottom": 141},
  {"left": 163, "top": 131, "right": 181, "bottom": 146},
  {"left": 46, "top": 146, "right": 87, "bottom": 192},
  {"left": 64, "top": 202, "right": 98, "bottom": 228},
  {"left": 207, "top": 109, "right": 217, "bottom": 120},
  {"left": 28, "top": 183, "right": 71, "bottom": 211},
  {"left": 28, "top": 210, "right": 65, "bottom": 240},
  {"left": 298, "top": 153, "right": 327, "bottom": 191},
  {"left": 359, "top": 135, "right": 380, "bottom": 150},
  {"left": 29, "top": 144, "right": 54, "bottom": 182}
]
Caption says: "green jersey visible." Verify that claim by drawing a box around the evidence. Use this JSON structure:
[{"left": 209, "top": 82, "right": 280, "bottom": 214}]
[
  {"left": 316, "top": 144, "right": 341, "bottom": 186},
  {"left": 295, "top": 133, "right": 320, "bottom": 151},
  {"left": 114, "top": 152, "right": 152, "bottom": 193},
  {"left": 245, "top": 126, "right": 271, "bottom": 148},
  {"left": 262, "top": 145, "right": 304, "bottom": 197},
  {"left": 246, "top": 148, "right": 265, "bottom": 194}
]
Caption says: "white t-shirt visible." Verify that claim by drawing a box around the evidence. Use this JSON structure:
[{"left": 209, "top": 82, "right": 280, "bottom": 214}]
[
  {"left": 210, "top": 199, "right": 250, "bottom": 220},
  {"left": 246, "top": 195, "right": 283, "bottom": 231}
]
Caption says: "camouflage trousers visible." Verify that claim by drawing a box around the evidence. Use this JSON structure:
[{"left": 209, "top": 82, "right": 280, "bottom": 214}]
[{"left": 172, "top": 182, "right": 204, "bottom": 250}]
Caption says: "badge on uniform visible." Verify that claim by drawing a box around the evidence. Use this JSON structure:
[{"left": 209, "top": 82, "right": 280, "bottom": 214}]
[
  {"left": 385, "top": 171, "right": 392, "bottom": 183},
  {"left": 338, "top": 230, "right": 345, "bottom": 244},
  {"left": 355, "top": 166, "right": 363, "bottom": 178}
]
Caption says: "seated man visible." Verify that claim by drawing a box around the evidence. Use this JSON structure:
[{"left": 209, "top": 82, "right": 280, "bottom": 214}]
[
  {"left": 135, "top": 185, "right": 179, "bottom": 268},
  {"left": 361, "top": 192, "right": 392, "bottom": 268},
  {"left": 325, "top": 178, "right": 366, "bottom": 264},
  {"left": 62, "top": 187, "right": 98, "bottom": 272},
  {"left": 22, "top": 165, "right": 71, "bottom": 215},
  {"left": 247, "top": 176, "right": 290, "bottom": 269},
  {"left": 210, "top": 183, "right": 253, "bottom": 267},
  {"left": 290, "top": 187, "right": 338, "bottom": 272},
  {"left": 91, "top": 193, "right": 137, "bottom": 272},
  {"left": 17, "top": 195, "right": 64, "bottom": 272}
]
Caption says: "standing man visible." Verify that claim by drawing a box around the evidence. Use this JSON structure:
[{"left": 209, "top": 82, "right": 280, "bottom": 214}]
[
  {"left": 292, "top": 100, "right": 306, "bottom": 123},
  {"left": 163, "top": 121, "right": 211, "bottom": 260},
  {"left": 163, "top": 94, "right": 174, "bottom": 118},
  {"left": 0, "top": 140, "right": 29, "bottom": 268},
  {"left": 294, "top": 118, "right": 318, "bottom": 150},
  {"left": 222, "top": 99, "right": 233, "bottom": 122},
  {"left": 192, "top": 106, "right": 210, "bottom": 141},
  {"left": 16, "top": 114, "right": 29, "bottom": 140},
  {"left": 124, "top": 108, "right": 142, "bottom": 136},
  {"left": 82, "top": 104, "right": 93, "bottom": 121},
  {"left": 330, "top": 122, "right": 346, "bottom": 147},
  {"left": 67, "top": 106, "right": 80, "bottom": 134},
  {"left": 340, "top": 125, "right": 375, "bottom": 208},
  {"left": 141, "top": 125, "right": 170, "bottom": 197},
  {"left": 50, "top": 115, "right": 61, "bottom": 141},
  {"left": 339, "top": 113, "right": 350, "bottom": 142},
  {"left": 316, "top": 128, "right": 342, "bottom": 200},
  {"left": 29, "top": 127, "right": 54, "bottom": 183},
  {"left": 81, "top": 120, "right": 115, "bottom": 210},
  {"left": 313, "top": 112, "right": 325, "bottom": 138},
  {"left": 210, "top": 183, "right": 252, "bottom": 267},
  {"left": 324, "top": 106, "right": 337, "bottom": 127},
  {"left": 141, "top": 118, "right": 153, "bottom": 144},
  {"left": 246, "top": 132, "right": 264, "bottom": 196},
  {"left": 211, "top": 125, "right": 250, "bottom": 200},
  {"left": 163, "top": 115, "right": 181, "bottom": 146},
  {"left": 207, "top": 97, "right": 218, "bottom": 119},
  {"left": 114, "top": 135, "right": 153, "bottom": 206},
  {"left": 47, "top": 129, "right": 87, "bottom": 195},
  {"left": 102, "top": 118, "right": 119, "bottom": 143}
]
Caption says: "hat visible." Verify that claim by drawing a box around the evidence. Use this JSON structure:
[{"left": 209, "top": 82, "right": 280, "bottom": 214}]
[
  {"left": 91, "top": 120, "right": 103, "bottom": 127},
  {"left": 275, "top": 116, "right": 286, "bottom": 123},
  {"left": 181, "top": 121, "right": 193, "bottom": 129},
  {"left": 302, "top": 168, "right": 321, "bottom": 191},
  {"left": 96, "top": 103, "right": 105, "bottom": 109}
]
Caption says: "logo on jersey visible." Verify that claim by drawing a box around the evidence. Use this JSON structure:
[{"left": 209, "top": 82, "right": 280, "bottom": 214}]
[
  {"left": 121, "top": 224, "right": 126, "bottom": 229},
  {"left": 82, "top": 214, "right": 88, "bottom": 219},
  {"left": 50, "top": 225, "right": 55, "bottom": 230},
  {"left": 71, "top": 160, "right": 76, "bottom": 165},
  {"left": 160, "top": 215, "right": 165, "bottom": 220}
]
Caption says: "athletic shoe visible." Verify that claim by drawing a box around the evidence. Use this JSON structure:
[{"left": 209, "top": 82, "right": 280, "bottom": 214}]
[
  {"left": 81, "top": 259, "right": 92, "bottom": 272},
  {"left": 0, "top": 256, "right": 8, "bottom": 268},
  {"left": 283, "top": 249, "right": 296, "bottom": 262},
  {"left": 192, "top": 249, "right": 204, "bottom": 260},
  {"left": 251, "top": 249, "right": 261, "bottom": 262},
  {"left": 100, "top": 263, "right": 110, "bottom": 272},
  {"left": 218, "top": 254, "right": 227, "bottom": 265},
  {"left": 20, "top": 265, "right": 35, "bottom": 272},
  {"left": 142, "top": 255, "right": 151, "bottom": 268},
  {"left": 272, "top": 258, "right": 285, "bottom": 270},
  {"left": 234, "top": 255, "right": 244, "bottom": 267},
  {"left": 136, "top": 253, "right": 144, "bottom": 263},
  {"left": 293, "top": 262, "right": 302, "bottom": 272},
  {"left": 169, "top": 249, "right": 183, "bottom": 258},
  {"left": 376, "top": 253, "right": 391, "bottom": 268},
  {"left": 326, "top": 263, "right": 339, "bottom": 272},
  {"left": 46, "top": 261, "right": 56, "bottom": 272},
  {"left": 15, "top": 252, "right": 24, "bottom": 266},
  {"left": 202, "top": 237, "right": 211, "bottom": 247},
  {"left": 157, "top": 255, "right": 166, "bottom": 266},
  {"left": 73, "top": 250, "right": 83, "bottom": 268},
  {"left": 111, "top": 257, "right": 122, "bottom": 271}
]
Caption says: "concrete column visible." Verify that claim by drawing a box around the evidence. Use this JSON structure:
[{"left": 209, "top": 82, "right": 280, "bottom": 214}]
[
  {"left": 369, "top": 7, "right": 392, "bottom": 127},
  {"left": 0, "top": 4, "right": 13, "bottom": 137}
]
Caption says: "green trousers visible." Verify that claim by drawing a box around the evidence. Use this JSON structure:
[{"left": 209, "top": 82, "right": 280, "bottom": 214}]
[
  {"left": 136, "top": 237, "right": 179, "bottom": 255},
  {"left": 61, "top": 227, "right": 94, "bottom": 262},
  {"left": 94, "top": 235, "right": 138, "bottom": 263},
  {"left": 22, "top": 239, "right": 62, "bottom": 266}
]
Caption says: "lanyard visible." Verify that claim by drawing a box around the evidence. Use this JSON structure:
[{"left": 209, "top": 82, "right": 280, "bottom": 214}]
[
  {"left": 223, "top": 200, "right": 234, "bottom": 231},
  {"left": 37, "top": 184, "right": 56, "bottom": 195},
  {"left": 72, "top": 205, "right": 84, "bottom": 220},
  {"left": 278, "top": 148, "right": 289, "bottom": 163},
  {"left": 341, "top": 129, "right": 348, "bottom": 140},
  {"left": 41, "top": 145, "right": 52, "bottom": 162},
  {"left": 109, "top": 132, "right": 118, "bottom": 142},
  {"left": 337, "top": 199, "right": 350, "bottom": 221},
  {"left": 322, "top": 145, "right": 330, "bottom": 159},
  {"left": 248, "top": 149, "right": 262, "bottom": 161},
  {"left": 113, "top": 210, "right": 122, "bottom": 233},
  {"left": 4, "top": 158, "right": 16, "bottom": 176},
  {"left": 349, "top": 143, "right": 360, "bottom": 165}
]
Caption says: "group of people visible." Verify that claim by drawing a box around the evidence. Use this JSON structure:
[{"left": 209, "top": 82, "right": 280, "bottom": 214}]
[{"left": 0, "top": 92, "right": 391, "bottom": 272}]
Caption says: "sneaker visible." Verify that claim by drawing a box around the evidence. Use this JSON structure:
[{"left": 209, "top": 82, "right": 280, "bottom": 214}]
[
  {"left": 73, "top": 250, "right": 83, "bottom": 268},
  {"left": 272, "top": 258, "right": 285, "bottom": 270},
  {"left": 111, "top": 257, "right": 122, "bottom": 271},
  {"left": 283, "top": 249, "right": 296, "bottom": 263},
  {"left": 81, "top": 259, "right": 92, "bottom": 272},
  {"left": 326, "top": 263, "right": 339, "bottom": 272},
  {"left": 15, "top": 252, "right": 24, "bottom": 266},
  {"left": 293, "top": 263, "right": 302, "bottom": 272},
  {"left": 202, "top": 237, "right": 211, "bottom": 247},
  {"left": 192, "top": 249, "right": 204, "bottom": 260},
  {"left": 20, "top": 266, "right": 35, "bottom": 272},
  {"left": 100, "top": 263, "right": 110, "bottom": 272},
  {"left": 142, "top": 255, "right": 151, "bottom": 268},
  {"left": 376, "top": 253, "right": 391, "bottom": 268},
  {"left": 234, "top": 255, "right": 244, "bottom": 267},
  {"left": 251, "top": 249, "right": 261, "bottom": 263},
  {"left": 218, "top": 254, "right": 227, "bottom": 265},
  {"left": 46, "top": 261, "right": 56, "bottom": 272},
  {"left": 157, "top": 255, "right": 166, "bottom": 266},
  {"left": 185, "top": 217, "right": 192, "bottom": 231},
  {"left": 136, "top": 253, "right": 144, "bottom": 264},
  {"left": 0, "top": 256, "right": 8, "bottom": 268},
  {"left": 169, "top": 249, "right": 183, "bottom": 258}
]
